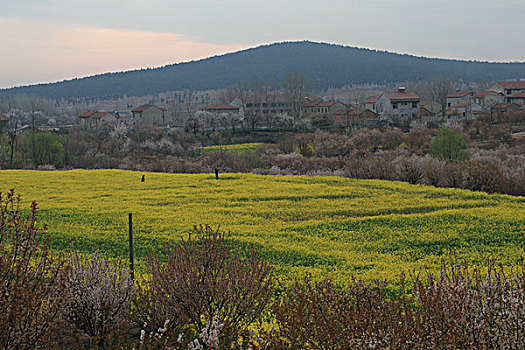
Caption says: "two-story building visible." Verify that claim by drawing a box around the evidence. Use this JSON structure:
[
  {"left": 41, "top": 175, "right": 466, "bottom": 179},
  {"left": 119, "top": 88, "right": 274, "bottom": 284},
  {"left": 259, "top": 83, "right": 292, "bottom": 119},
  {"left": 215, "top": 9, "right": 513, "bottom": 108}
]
[
  {"left": 446, "top": 90, "right": 473, "bottom": 108},
  {"left": 362, "top": 96, "right": 380, "bottom": 112},
  {"left": 132, "top": 104, "right": 167, "bottom": 127},
  {"left": 489, "top": 81, "right": 525, "bottom": 97},
  {"left": 472, "top": 91, "right": 504, "bottom": 107},
  {"left": 504, "top": 92, "right": 525, "bottom": 106},
  {"left": 376, "top": 88, "right": 420, "bottom": 119},
  {"left": 202, "top": 103, "right": 240, "bottom": 114},
  {"left": 77, "top": 111, "right": 119, "bottom": 129}
]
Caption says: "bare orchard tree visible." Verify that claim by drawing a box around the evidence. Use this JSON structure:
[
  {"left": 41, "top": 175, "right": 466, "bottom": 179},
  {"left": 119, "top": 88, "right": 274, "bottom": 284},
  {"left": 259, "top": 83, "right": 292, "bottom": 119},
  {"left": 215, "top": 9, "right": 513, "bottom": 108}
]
[
  {"left": 5, "top": 110, "right": 22, "bottom": 168},
  {"left": 428, "top": 76, "right": 457, "bottom": 121},
  {"left": 283, "top": 69, "right": 308, "bottom": 124}
]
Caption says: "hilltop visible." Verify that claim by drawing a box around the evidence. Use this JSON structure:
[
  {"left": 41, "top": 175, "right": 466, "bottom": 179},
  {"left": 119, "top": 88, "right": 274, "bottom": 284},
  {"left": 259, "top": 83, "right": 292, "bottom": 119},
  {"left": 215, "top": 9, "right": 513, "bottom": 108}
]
[{"left": 2, "top": 41, "right": 525, "bottom": 99}]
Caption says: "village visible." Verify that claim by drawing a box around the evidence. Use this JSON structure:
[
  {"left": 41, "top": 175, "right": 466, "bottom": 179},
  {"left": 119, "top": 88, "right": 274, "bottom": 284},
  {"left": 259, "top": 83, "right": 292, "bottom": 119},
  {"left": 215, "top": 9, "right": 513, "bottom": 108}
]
[{"left": 63, "top": 80, "right": 525, "bottom": 134}]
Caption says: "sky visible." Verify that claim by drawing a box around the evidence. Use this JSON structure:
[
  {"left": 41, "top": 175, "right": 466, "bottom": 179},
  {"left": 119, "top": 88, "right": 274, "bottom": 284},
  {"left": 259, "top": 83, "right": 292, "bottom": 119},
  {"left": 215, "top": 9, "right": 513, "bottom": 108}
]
[{"left": 1, "top": 0, "right": 524, "bottom": 89}]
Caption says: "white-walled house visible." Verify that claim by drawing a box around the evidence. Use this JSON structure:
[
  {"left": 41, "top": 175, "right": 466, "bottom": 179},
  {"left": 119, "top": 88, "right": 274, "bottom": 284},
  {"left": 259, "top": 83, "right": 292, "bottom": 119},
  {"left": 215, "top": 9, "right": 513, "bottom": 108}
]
[
  {"left": 472, "top": 91, "right": 504, "bottom": 107},
  {"left": 489, "top": 81, "right": 525, "bottom": 97},
  {"left": 376, "top": 88, "right": 420, "bottom": 119},
  {"left": 77, "top": 111, "right": 119, "bottom": 129}
]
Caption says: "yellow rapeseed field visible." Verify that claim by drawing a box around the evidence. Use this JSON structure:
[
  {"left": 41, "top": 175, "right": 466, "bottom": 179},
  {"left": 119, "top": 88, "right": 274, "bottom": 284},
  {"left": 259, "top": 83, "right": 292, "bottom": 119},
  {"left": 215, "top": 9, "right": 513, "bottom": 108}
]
[{"left": 2, "top": 169, "right": 524, "bottom": 283}]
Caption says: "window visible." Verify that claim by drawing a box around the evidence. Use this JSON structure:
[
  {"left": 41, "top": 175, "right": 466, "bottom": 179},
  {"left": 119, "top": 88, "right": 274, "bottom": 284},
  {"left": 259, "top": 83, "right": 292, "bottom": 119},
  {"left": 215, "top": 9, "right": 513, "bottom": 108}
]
[
  {"left": 506, "top": 90, "right": 512, "bottom": 95},
  {"left": 392, "top": 102, "right": 398, "bottom": 109},
  {"left": 246, "top": 103, "right": 253, "bottom": 107},
  {"left": 447, "top": 102, "right": 451, "bottom": 107},
  {"left": 412, "top": 102, "right": 418, "bottom": 108}
]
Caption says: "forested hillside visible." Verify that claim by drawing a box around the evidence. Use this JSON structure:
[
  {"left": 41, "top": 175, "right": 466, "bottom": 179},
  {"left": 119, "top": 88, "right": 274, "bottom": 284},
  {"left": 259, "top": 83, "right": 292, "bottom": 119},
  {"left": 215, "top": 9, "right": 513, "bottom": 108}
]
[{"left": 2, "top": 41, "right": 525, "bottom": 99}]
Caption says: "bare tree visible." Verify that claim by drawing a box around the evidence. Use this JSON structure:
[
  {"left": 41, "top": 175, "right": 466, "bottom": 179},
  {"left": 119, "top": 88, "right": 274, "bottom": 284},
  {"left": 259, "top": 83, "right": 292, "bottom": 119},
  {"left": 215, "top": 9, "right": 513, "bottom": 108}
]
[
  {"left": 0, "top": 190, "right": 68, "bottom": 349},
  {"left": 283, "top": 69, "right": 308, "bottom": 124},
  {"left": 427, "top": 76, "right": 457, "bottom": 120},
  {"left": 147, "top": 225, "right": 274, "bottom": 343}
]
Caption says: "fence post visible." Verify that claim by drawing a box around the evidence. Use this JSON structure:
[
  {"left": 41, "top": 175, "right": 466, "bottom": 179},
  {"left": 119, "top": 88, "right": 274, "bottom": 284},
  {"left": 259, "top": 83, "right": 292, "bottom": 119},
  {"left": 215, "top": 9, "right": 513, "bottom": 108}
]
[{"left": 129, "top": 212, "right": 134, "bottom": 281}]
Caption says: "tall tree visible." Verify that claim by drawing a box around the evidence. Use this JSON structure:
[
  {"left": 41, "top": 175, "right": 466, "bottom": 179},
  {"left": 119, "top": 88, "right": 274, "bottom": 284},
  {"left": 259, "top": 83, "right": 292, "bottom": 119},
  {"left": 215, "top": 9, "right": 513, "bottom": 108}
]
[{"left": 283, "top": 69, "right": 308, "bottom": 123}]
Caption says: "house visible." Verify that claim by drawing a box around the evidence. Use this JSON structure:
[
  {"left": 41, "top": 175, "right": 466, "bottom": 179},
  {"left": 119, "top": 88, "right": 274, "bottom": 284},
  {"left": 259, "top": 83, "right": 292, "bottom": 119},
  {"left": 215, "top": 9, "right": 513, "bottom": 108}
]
[
  {"left": 492, "top": 103, "right": 522, "bottom": 113},
  {"left": 314, "top": 100, "right": 347, "bottom": 116},
  {"left": 132, "top": 104, "right": 167, "bottom": 127},
  {"left": 420, "top": 100, "right": 441, "bottom": 117},
  {"left": 504, "top": 92, "right": 525, "bottom": 105},
  {"left": 77, "top": 111, "right": 119, "bottom": 129},
  {"left": 243, "top": 92, "right": 294, "bottom": 116},
  {"left": 472, "top": 91, "right": 504, "bottom": 107},
  {"left": 362, "top": 96, "right": 379, "bottom": 112},
  {"left": 302, "top": 97, "right": 324, "bottom": 115},
  {"left": 334, "top": 109, "right": 378, "bottom": 127},
  {"left": 489, "top": 81, "right": 525, "bottom": 97},
  {"left": 446, "top": 90, "right": 473, "bottom": 108},
  {"left": 202, "top": 103, "right": 240, "bottom": 114},
  {"left": 445, "top": 101, "right": 483, "bottom": 119},
  {"left": 376, "top": 87, "right": 420, "bottom": 119}
]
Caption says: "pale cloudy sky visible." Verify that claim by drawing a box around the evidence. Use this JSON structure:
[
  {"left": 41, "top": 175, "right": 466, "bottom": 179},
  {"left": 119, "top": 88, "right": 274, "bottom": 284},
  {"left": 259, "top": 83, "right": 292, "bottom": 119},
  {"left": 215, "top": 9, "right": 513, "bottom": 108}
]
[{"left": 1, "top": 0, "right": 524, "bottom": 88}]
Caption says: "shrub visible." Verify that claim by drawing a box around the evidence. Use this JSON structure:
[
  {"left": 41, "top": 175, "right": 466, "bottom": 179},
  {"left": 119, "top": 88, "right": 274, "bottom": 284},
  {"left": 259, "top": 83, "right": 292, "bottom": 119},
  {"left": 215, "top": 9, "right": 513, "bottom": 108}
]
[
  {"left": 394, "top": 155, "right": 424, "bottom": 184},
  {"left": 430, "top": 127, "right": 470, "bottom": 161},
  {"left": 461, "top": 160, "right": 503, "bottom": 193},
  {"left": 62, "top": 250, "right": 136, "bottom": 339},
  {"left": 273, "top": 275, "right": 416, "bottom": 349},
  {"left": 0, "top": 190, "right": 68, "bottom": 350},
  {"left": 146, "top": 225, "right": 274, "bottom": 344}
]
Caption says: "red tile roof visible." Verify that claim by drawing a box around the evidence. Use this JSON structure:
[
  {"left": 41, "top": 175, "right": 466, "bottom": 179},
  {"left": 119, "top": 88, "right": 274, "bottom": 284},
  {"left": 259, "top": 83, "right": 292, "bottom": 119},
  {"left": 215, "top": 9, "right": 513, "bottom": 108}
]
[
  {"left": 495, "top": 81, "right": 525, "bottom": 89},
  {"left": 384, "top": 92, "right": 420, "bottom": 101},
  {"left": 473, "top": 91, "right": 493, "bottom": 97},
  {"left": 0, "top": 114, "right": 7, "bottom": 121},
  {"left": 347, "top": 109, "right": 366, "bottom": 116},
  {"left": 78, "top": 111, "right": 96, "bottom": 118},
  {"left": 203, "top": 103, "right": 239, "bottom": 111},
  {"left": 132, "top": 104, "right": 166, "bottom": 112},
  {"left": 447, "top": 91, "right": 472, "bottom": 98},
  {"left": 363, "top": 96, "right": 379, "bottom": 103},
  {"left": 91, "top": 112, "right": 116, "bottom": 119},
  {"left": 317, "top": 100, "right": 343, "bottom": 107},
  {"left": 452, "top": 102, "right": 469, "bottom": 108}
]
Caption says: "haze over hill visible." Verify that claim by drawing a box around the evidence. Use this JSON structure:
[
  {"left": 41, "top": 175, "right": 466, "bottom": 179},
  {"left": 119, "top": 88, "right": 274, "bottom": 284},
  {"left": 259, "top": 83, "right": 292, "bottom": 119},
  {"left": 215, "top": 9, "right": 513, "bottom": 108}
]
[{"left": 2, "top": 41, "right": 525, "bottom": 100}]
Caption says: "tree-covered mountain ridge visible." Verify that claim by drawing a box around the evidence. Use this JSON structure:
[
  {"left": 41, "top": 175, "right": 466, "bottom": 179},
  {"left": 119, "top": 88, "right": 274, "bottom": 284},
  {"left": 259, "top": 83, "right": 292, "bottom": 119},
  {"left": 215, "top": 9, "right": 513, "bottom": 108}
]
[{"left": 2, "top": 40, "right": 525, "bottom": 99}]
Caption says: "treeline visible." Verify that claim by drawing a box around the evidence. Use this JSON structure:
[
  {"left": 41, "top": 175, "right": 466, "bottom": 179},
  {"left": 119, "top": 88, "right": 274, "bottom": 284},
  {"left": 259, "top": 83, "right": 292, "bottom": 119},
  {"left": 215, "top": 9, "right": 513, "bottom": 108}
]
[
  {"left": 3, "top": 190, "right": 525, "bottom": 349},
  {"left": 2, "top": 111, "right": 525, "bottom": 196},
  {"left": 2, "top": 41, "right": 525, "bottom": 99}
]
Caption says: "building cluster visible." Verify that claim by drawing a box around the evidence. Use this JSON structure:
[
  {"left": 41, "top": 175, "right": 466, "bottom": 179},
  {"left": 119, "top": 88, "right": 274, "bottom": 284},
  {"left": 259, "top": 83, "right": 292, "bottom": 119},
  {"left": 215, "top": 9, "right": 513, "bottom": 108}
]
[{"left": 73, "top": 80, "right": 525, "bottom": 131}]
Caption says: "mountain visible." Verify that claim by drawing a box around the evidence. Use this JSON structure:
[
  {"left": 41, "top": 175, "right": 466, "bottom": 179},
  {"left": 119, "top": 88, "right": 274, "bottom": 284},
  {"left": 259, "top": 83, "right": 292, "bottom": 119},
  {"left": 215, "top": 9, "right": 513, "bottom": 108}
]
[{"left": 2, "top": 41, "right": 525, "bottom": 99}]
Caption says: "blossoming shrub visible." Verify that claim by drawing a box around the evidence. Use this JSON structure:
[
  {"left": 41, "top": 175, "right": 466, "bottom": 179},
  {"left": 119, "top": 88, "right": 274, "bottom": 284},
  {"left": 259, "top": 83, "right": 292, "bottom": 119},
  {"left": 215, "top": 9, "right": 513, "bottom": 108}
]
[
  {"left": 63, "top": 250, "right": 136, "bottom": 340},
  {"left": 0, "top": 190, "right": 68, "bottom": 350},
  {"left": 273, "top": 264, "right": 525, "bottom": 349}
]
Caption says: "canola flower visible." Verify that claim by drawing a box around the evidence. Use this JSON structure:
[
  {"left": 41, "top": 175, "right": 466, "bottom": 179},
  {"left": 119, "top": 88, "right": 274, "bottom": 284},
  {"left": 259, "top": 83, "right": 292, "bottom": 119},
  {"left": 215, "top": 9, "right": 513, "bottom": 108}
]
[
  {"left": 202, "top": 143, "right": 265, "bottom": 154},
  {"left": 1, "top": 169, "right": 524, "bottom": 283}
]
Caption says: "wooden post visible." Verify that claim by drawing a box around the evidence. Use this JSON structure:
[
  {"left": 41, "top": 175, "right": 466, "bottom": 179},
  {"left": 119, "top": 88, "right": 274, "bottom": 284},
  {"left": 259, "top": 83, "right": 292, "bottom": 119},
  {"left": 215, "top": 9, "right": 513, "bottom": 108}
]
[
  {"left": 215, "top": 168, "right": 219, "bottom": 180},
  {"left": 128, "top": 213, "right": 134, "bottom": 281}
]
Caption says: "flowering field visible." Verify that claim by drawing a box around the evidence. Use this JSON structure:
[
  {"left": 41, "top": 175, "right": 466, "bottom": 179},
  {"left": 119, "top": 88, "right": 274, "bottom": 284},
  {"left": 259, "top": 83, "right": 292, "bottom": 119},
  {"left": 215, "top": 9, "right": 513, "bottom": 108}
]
[
  {"left": 201, "top": 142, "right": 265, "bottom": 154},
  {"left": 2, "top": 169, "right": 524, "bottom": 283}
]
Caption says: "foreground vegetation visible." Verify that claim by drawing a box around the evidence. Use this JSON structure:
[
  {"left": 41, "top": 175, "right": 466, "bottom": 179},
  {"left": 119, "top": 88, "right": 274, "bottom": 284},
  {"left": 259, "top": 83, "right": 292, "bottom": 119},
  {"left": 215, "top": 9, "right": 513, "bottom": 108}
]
[
  {"left": 2, "top": 169, "right": 524, "bottom": 283},
  {"left": 3, "top": 190, "right": 525, "bottom": 349}
]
